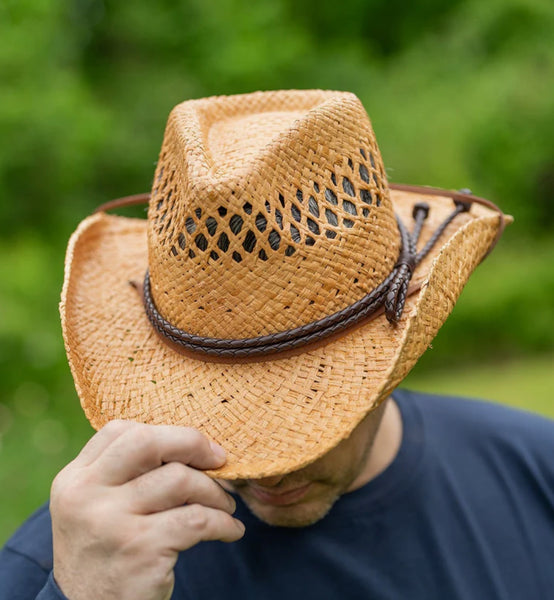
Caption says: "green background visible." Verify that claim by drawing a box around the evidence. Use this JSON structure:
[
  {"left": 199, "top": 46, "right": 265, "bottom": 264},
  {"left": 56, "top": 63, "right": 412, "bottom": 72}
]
[{"left": 1, "top": 0, "right": 553, "bottom": 544}]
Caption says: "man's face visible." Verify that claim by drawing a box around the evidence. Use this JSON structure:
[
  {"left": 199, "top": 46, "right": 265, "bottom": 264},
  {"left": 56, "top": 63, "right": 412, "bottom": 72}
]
[{"left": 221, "top": 399, "right": 388, "bottom": 528}]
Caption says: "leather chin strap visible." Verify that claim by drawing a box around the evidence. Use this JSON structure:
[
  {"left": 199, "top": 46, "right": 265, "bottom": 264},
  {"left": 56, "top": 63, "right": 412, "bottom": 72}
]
[{"left": 94, "top": 184, "right": 507, "bottom": 362}]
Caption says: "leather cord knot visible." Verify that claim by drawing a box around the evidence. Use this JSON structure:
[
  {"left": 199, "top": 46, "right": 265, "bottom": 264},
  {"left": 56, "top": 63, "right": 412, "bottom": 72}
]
[
  {"left": 385, "top": 212, "right": 422, "bottom": 323},
  {"left": 394, "top": 252, "right": 416, "bottom": 273},
  {"left": 384, "top": 197, "right": 473, "bottom": 324}
]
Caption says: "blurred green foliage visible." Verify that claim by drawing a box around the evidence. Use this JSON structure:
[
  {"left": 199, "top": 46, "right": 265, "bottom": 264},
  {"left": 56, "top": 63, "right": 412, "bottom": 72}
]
[{"left": 0, "top": 0, "right": 553, "bottom": 542}]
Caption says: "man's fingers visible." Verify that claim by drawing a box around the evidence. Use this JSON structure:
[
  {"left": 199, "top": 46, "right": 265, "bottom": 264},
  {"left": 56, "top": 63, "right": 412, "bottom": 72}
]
[
  {"left": 73, "top": 420, "right": 136, "bottom": 466},
  {"left": 92, "top": 423, "right": 226, "bottom": 484},
  {"left": 122, "top": 461, "right": 236, "bottom": 515},
  {"left": 150, "top": 504, "right": 245, "bottom": 550}
]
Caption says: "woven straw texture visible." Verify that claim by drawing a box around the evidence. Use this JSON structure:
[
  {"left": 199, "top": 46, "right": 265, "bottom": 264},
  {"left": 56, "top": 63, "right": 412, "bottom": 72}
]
[
  {"left": 60, "top": 90, "right": 505, "bottom": 479},
  {"left": 148, "top": 90, "right": 397, "bottom": 337}
]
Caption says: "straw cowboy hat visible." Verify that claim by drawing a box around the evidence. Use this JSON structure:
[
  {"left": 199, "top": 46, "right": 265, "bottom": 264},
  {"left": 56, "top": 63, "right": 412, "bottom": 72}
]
[{"left": 60, "top": 89, "right": 509, "bottom": 479}]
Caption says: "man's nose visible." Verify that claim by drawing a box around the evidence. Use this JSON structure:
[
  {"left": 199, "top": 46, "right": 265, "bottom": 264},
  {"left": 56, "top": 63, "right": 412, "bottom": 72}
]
[{"left": 251, "top": 474, "right": 285, "bottom": 488}]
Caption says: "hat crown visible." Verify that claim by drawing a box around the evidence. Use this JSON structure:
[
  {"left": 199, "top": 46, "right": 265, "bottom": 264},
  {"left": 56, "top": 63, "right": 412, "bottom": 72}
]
[{"left": 147, "top": 90, "right": 400, "bottom": 338}]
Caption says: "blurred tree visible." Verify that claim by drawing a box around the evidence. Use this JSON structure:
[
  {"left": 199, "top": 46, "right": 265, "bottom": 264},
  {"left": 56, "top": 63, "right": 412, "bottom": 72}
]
[{"left": 1, "top": 0, "right": 552, "bottom": 238}]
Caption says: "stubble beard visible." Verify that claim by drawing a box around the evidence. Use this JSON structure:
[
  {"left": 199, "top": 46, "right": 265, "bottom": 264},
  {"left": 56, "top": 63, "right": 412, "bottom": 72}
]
[{"left": 233, "top": 441, "right": 376, "bottom": 528}]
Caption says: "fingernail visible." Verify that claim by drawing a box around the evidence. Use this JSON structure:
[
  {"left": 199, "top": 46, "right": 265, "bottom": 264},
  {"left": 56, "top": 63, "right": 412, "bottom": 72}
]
[{"left": 209, "top": 441, "right": 227, "bottom": 461}]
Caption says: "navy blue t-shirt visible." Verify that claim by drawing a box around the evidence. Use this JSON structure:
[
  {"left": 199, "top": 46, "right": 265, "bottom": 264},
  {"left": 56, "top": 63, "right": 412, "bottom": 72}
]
[{"left": 2, "top": 390, "right": 554, "bottom": 599}]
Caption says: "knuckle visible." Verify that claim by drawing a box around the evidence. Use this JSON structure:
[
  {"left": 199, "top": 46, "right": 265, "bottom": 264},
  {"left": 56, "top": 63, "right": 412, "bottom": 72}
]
[
  {"left": 84, "top": 502, "right": 133, "bottom": 545},
  {"left": 102, "top": 419, "right": 134, "bottom": 435},
  {"left": 180, "top": 427, "right": 207, "bottom": 447},
  {"left": 127, "top": 425, "right": 158, "bottom": 456},
  {"left": 184, "top": 504, "right": 209, "bottom": 532},
  {"left": 166, "top": 461, "right": 190, "bottom": 486},
  {"left": 50, "top": 469, "right": 67, "bottom": 500},
  {"left": 115, "top": 517, "right": 149, "bottom": 555},
  {"left": 51, "top": 472, "right": 84, "bottom": 517},
  {"left": 165, "top": 460, "right": 187, "bottom": 477}
]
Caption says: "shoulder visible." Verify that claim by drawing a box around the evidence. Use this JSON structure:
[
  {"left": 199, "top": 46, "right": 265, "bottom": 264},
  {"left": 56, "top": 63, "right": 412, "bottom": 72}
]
[
  {"left": 2, "top": 502, "right": 53, "bottom": 572},
  {"left": 395, "top": 388, "right": 554, "bottom": 475},
  {"left": 395, "top": 387, "right": 553, "bottom": 437}
]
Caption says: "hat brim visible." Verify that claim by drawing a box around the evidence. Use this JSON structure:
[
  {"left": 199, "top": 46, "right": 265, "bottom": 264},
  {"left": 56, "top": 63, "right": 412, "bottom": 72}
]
[{"left": 60, "top": 189, "right": 503, "bottom": 479}]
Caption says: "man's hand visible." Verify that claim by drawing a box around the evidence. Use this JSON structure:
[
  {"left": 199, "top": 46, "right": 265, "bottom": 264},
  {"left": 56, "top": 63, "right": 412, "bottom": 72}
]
[{"left": 50, "top": 421, "right": 244, "bottom": 600}]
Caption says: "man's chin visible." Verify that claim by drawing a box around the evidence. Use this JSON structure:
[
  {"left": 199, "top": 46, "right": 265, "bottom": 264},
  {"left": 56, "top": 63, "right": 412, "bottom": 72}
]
[{"left": 239, "top": 492, "right": 339, "bottom": 528}]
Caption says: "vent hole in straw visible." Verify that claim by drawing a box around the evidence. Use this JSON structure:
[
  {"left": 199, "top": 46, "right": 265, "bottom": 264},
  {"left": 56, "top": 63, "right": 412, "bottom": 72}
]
[
  {"left": 362, "top": 207, "right": 370, "bottom": 217},
  {"left": 306, "top": 236, "right": 315, "bottom": 246},
  {"left": 170, "top": 246, "right": 177, "bottom": 256},
  {"left": 217, "top": 206, "right": 228, "bottom": 217},
  {"left": 195, "top": 234, "right": 208, "bottom": 251},
  {"left": 325, "top": 189, "right": 338, "bottom": 205},
  {"left": 265, "top": 200, "right": 271, "bottom": 213},
  {"left": 360, "top": 189, "right": 372, "bottom": 205},
  {"left": 375, "top": 192, "right": 382, "bottom": 207},
  {"left": 325, "top": 209, "right": 338, "bottom": 226},
  {"left": 268, "top": 230, "right": 281, "bottom": 250},
  {"left": 178, "top": 232, "right": 186, "bottom": 249},
  {"left": 232, "top": 251, "right": 242, "bottom": 263},
  {"left": 285, "top": 245, "right": 296, "bottom": 256},
  {"left": 360, "top": 148, "right": 367, "bottom": 159},
  {"left": 206, "top": 217, "right": 218, "bottom": 236},
  {"left": 308, "top": 196, "right": 319, "bottom": 217},
  {"left": 343, "top": 219, "right": 354, "bottom": 228},
  {"left": 189, "top": 248, "right": 196, "bottom": 258},
  {"left": 331, "top": 172, "right": 337, "bottom": 185},
  {"left": 258, "top": 248, "right": 268, "bottom": 261},
  {"left": 326, "top": 230, "right": 337, "bottom": 239},
  {"left": 243, "top": 230, "right": 257, "bottom": 253},
  {"left": 290, "top": 224, "right": 301, "bottom": 242},
  {"left": 185, "top": 217, "right": 196, "bottom": 234},
  {"left": 369, "top": 153, "right": 377, "bottom": 169},
  {"left": 291, "top": 204, "right": 301, "bottom": 222},
  {"left": 243, "top": 202, "right": 252, "bottom": 214},
  {"left": 275, "top": 209, "right": 284, "bottom": 230},
  {"left": 296, "top": 189, "right": 304, "bottom": 203},
  {"left": 230, "top": 214, "right": 244, "bottom": 235},
  {"left": 217, "top": 232, "right": 230, "bottom": 252},
  {"left": 313, "top": 182, "right": 320, "bottom": 193},
  {"left": 307, "top": 218, "right": 320, "bottom": 235},
  {"left": 195, "top": 208, "right": 202, "bottom": 219},
  {"left": 373, "top": 173, "right": 380, "bottom": 187},
  {"left": 279, "top": 193, "right": 285, "bottom": 208},
  {"left": 342, "top": 177, "right": 356, "bottom": 197},
  {"left": 255, "top": 212, "right": 267, "bottom": 232},
  {"left": 210, "top": 250, "right": 219, "bottom": 261},
  {"left": 359, "top": 164, "right": 370, "bottom": 183},
  {"left": 343, "top": 200, "right": 357, "bottom": 215},
  {"left": 348, "top": 158, "right": 354, "bottom": 170},
  {"left": 157, "top": 199, "right": 163, "bottom": 210}
]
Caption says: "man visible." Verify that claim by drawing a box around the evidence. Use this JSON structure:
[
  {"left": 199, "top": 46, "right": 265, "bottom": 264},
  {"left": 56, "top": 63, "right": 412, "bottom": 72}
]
[{"left": 1, "top": 90, "right": 553, "bottom": 599}]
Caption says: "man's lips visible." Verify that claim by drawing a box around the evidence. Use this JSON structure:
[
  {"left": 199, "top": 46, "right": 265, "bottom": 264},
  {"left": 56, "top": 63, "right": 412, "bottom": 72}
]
[{"left": 247, "top": 482, "right": 312, "bottom": 506}]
